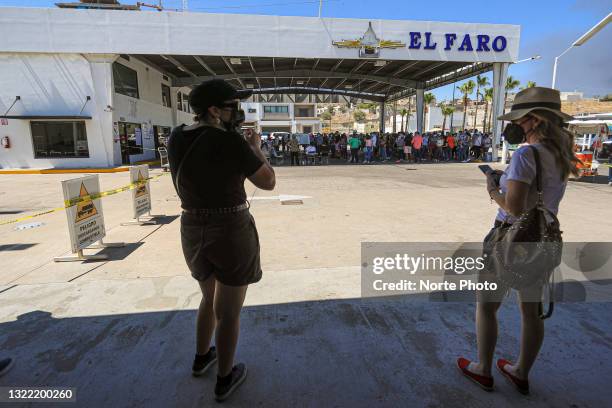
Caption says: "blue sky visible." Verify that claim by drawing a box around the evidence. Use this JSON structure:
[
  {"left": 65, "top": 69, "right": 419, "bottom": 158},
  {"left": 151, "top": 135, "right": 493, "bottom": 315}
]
[{"left": 2, "top": 0, "right": 611, "bottom": 101}]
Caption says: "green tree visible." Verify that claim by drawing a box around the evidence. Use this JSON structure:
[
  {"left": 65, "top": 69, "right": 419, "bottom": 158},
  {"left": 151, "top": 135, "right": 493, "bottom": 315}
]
[
  {"left": 482, "top": 88, "right": 493, "bottom": 133},
  {"left": 504, "top": 75, "right": 520, "bottom": 117},
  {"left": 424, "top": 92, "right": 435, "bottom": 130},
  {"left": 353, "top": 110, "right": 366, "bottom": 123},
  {"left": 473, "top": 75, "right": 490, "bottom": 130},
  {"left": 440, "top": 104, "right": 455, "bottom": 132},
  {"left": 520, "top": 81, "right": 536, "bottom": 90},
  {"left": 399, "top": 108, "right": 408, "bottom": 132},
  {"left": 458, "top": 80, "right": 475, "bottom": 131}
]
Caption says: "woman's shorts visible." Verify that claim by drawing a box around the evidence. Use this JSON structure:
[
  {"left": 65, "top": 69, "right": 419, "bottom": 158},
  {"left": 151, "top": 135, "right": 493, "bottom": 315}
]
[
  {"left": 404, "top": 146, "right": 412, "bottom": 154},
  {"left": 180, "top": 209, "right": 262, "bottom": 286}
]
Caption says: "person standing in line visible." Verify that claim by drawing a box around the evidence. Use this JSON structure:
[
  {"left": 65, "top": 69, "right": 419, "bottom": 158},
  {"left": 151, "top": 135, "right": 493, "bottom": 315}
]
[
  {"left": 458, "top": 87, "right": 577, "bottom": 396},
  {"left": 395, "top": 133, "right": 405, "bottom": 163},
  {"left": 168, "top": 79, "right": 275, "bottom": 402},
  {"left": 364, "top": 134, "right": 373, "bottom": 164},
  {"left": 446, "top": 132, "right": 456, "bottom": 161},
  {"left": 472, "top": 131, "right": 483, "bottom": 161},
  {"left": 349, "top": 133, "right": 361, "bottom": 163},
  {"left": 288, "top": 135, "right": 300, "bottom": 166},
  {"left": 379, "top": 134, "right": 388, "bottom": 161},
  {"left": 412, "top": 131, "right": 423, "bottom": 163},
  {"left": 421, "top": 133, "right": 429, "bottom": 161},
  {"left": 404, "top": 132, "right": 413, "bottom": 162}
]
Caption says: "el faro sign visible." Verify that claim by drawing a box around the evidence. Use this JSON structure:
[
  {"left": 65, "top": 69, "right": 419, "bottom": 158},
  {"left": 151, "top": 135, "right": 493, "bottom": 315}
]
[{"left": 332, "top": 22, "right": 508, "bottom": 58}]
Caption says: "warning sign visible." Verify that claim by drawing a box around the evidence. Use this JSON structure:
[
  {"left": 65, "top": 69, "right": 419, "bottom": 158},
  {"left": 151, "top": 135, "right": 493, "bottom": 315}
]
[
  {"left": 74, "top": 183, "right": 99, "bottom": 222},
  {"left": 130, "top": 165, "right": 151, "bottom": 218},
  {"left": 61, "top": 175, "right": 106, "bottom": 253}
]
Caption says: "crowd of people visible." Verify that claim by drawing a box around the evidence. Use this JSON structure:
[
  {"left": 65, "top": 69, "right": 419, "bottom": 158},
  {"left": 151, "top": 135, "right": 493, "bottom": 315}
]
[{"left": 260, "top": 129, "right": 498, "bottom": 165}]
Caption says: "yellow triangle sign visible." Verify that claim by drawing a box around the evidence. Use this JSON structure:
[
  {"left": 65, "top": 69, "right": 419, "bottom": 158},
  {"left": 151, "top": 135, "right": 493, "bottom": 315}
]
[
  {"left": 75, "top": 182, "right": 98, "bottom": 223},
  {"left": 135, "top": 171, "right": 147, "bottom": 198}
]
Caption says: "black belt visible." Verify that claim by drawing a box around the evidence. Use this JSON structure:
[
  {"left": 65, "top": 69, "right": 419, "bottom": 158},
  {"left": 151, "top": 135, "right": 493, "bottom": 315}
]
[{"left": 184, "top": 202, "right": 249, "bottom": 215}]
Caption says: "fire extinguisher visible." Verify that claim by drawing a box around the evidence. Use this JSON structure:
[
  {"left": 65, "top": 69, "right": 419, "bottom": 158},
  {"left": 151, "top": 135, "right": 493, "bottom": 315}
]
[{"left": 1, "top": 136, "right": 9, "bottom": 149}]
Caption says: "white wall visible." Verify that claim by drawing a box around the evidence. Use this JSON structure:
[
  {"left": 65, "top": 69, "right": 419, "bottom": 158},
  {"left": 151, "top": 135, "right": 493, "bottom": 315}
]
[
  {"left": 0, "top": 53, "right": 112, "bottom": 168},
  {"left": 0, "top": 52, "right": 191, "bottom": 169},
  {"left": 112, "top": 56, "right": 175, "bottom": 163}
]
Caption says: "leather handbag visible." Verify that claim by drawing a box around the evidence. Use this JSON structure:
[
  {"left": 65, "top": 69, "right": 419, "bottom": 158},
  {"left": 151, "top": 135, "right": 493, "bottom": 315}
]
[{"left": 485, "top": 145, "right": 563, "bottom": 319}]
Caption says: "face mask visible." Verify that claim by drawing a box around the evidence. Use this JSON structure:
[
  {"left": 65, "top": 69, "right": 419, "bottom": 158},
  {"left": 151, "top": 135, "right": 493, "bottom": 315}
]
[
  {"left": 220, "top": 105, "right": 244, "bottom": 132},
  {"left": 503, "top": 123, "right": 526, "bottom": 144}
]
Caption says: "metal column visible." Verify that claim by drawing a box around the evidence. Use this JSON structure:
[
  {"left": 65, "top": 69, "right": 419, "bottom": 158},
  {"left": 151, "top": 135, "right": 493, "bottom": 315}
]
[
  {"left": 491, "top": 62, "right": 509, "bottom": 162},
  {"left": 416, "top": 88, "right": 425, "bottom": 133},
  {"left": 379, "top": 101, "right": 385, "bottom": 133}
]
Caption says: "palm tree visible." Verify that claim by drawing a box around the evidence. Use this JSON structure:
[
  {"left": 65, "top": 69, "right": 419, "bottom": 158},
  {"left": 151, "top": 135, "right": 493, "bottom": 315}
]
[
  {"left": 440, "top": 104, "right": 455, "bottom": 132},
  {"left": 473, "top": 75, "right": 490, "bottom": 130},
  {"left": 424, "top": 92, "right": 435, "bottom": 130},
  {"left": 520, "top": 80, "right": 536, "bottom": 90},
  {"left": 504, "top": 76, "right": 520, "bottom": 114},
  {"left": 458, "top": 80, "right": 475, "bottom": 131},
  {"left": 482, "top": 88, "right": 493, "bottom": 133},
  {"left": 399, "top": 108, "right": 408, "bottom": 132}
]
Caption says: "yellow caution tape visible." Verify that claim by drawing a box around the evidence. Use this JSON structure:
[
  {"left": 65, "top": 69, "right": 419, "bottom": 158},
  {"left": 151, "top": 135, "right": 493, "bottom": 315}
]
[{"left": 0, "top": 173, "right": 168, "bottom": 226}]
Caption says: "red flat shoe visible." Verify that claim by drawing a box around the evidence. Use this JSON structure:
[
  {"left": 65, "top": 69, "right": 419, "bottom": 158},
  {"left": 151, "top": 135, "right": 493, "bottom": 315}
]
[
  {"left": 497, "top": 359, "right": 529, "bottom": 395},
  {"left": 456, "top": 358, "right": 494, "bottom": 391}
]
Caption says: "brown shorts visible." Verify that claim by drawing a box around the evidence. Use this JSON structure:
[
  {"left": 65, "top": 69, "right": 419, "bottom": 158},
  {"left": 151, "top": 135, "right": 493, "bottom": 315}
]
[{"left": 180, "top": 209, "right": 262, "bottom": 286}]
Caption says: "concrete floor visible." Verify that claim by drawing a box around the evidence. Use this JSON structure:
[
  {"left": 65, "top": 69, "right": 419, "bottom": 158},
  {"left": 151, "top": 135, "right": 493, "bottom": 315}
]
[{"left": 0, "top": 162, "right": 611, "bottom": 407}]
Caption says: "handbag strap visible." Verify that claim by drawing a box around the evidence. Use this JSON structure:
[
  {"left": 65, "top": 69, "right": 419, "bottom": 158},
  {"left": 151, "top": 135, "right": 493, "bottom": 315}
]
[
  {"left": 528, "top": 145, "right": 544, "bottom": 206},
  {"left": 173, "top": 126, "right": 209, "bottom": 203}
]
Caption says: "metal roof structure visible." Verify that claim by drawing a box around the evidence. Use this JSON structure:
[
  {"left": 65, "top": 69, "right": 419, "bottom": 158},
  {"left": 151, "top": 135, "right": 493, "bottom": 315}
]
[{"left": 137, "top": 55, "right": 493, "bottom": 102}]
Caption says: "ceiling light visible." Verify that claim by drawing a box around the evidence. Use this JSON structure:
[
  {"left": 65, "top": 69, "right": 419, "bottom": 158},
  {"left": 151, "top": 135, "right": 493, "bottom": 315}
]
[
  {"left": 296, "top": 80, "right": 304, "bottom": 85},
  {"left": 229, "top": 58, "right": 242, "bottom": 65},
  {"left": 246, "top": 84, "right": 254, "bottom": 89},
  {"left": 345, "top": 84, "right": 353, "bottom": 89},
  {"left": 374, "top": 60, "right": 386, "bottom": 67}
]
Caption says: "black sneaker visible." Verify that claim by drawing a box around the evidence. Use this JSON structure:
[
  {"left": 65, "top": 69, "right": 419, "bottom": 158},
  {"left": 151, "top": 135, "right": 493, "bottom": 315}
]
[
  {"left": 0, "top": 358, "right": 13, "bottom": 377},
  {"left": 192, "top": 347, "right": 217, "bottom": 376},
  {"left": 214, "top": 363, "right": 247, "bottom": 402}
]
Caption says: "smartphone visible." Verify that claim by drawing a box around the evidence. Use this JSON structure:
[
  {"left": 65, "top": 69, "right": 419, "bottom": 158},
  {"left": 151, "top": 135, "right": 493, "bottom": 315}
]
[{"left": 478, "top": 165, "right": 493, "bottom": 174}]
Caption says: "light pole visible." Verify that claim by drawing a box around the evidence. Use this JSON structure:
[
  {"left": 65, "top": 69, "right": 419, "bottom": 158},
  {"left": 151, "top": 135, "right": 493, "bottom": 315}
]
[
  {"left": 552, "top": 13, "right": 611, "bottom": 89},
  {"left": 515, "top": 55, "right": 541, "bottom": 64}
]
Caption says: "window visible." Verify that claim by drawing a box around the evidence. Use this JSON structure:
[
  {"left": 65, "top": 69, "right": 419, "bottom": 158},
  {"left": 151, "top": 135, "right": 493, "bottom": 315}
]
[
  {"left": 248, "top": 108, "right": 257, "bottom": 113},
  {"left": 296, "top": 107, "right": 313, "bottom": 117},
  {"left": 161, "top": 84, "right": 171, "bottom": 108},
  {"left": 113, "top": 62, "right": 139, "bottom": 99},
  {"left": 177, "top": 92, "right": 183, "bottom": 111},
  {"left": 119, "top": 122, "right": 143, "bottom": 155},
  {"left": 263, "top": 106, "right": 289, "bottom": 113},
  {"left": 31, "top": 121, "right": 89, "bottom": 158},
  {"left": 181, "top": 93, "right": 190, "bottom": 113}
]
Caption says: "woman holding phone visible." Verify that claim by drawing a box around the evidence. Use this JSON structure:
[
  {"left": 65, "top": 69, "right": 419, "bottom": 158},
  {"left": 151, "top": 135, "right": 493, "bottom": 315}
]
[
  {"left": 457, "top": 87, "right": 578, "bottom": 395},
  {"left": 168, "top": 79, "right": 275, "bottom": 401}
]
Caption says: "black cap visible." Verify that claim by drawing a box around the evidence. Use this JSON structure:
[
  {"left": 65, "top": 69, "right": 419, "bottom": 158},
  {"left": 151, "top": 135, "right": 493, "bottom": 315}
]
[{"left": 188, "top": 79, "right": 253, "bottom": 115}]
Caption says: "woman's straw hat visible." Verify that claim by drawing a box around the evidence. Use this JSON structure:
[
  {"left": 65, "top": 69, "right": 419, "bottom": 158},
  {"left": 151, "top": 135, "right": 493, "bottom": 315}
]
[{"left": 498, "top": 86, "right": 573, "bottom": 122}]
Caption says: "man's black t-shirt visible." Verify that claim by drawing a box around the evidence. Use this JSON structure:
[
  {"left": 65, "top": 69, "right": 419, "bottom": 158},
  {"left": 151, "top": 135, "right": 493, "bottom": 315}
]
[{"left": 168, "top": 125, "right": 263, "bottom": 209}]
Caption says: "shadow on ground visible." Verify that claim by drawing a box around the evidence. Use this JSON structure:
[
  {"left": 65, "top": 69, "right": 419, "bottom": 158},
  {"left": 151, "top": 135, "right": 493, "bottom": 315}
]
[{"left": 0, "top": 298, "right": 611, "bottom": 407}]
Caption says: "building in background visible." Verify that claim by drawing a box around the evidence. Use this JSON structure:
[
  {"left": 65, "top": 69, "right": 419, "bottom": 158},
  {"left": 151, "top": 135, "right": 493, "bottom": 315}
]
[
  {"left": 0, "top": 53, "right": 193, "bottom": 169},
  {"left": 242, "top": 94, "right": 321, "bottom": 134}
]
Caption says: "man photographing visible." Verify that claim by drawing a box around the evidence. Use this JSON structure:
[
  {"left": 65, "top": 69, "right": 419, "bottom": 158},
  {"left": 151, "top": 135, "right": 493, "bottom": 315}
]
[{"left": 168, "top": 79, "right": 275, "bottom": 401}]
